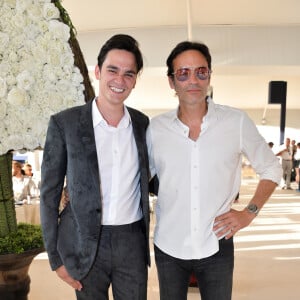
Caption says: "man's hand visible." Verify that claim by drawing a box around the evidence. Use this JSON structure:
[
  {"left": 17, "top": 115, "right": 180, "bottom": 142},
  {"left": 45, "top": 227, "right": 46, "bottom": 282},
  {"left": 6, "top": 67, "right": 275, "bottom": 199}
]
[
  {"left": 56, "top": 265, "right": 83, "bottom": 291},
  {"left": 213, "top": 209, "right": 255, "bottom": 239},
  {"left": 61, "top": 187, "right": 70, "bottom": 208}
]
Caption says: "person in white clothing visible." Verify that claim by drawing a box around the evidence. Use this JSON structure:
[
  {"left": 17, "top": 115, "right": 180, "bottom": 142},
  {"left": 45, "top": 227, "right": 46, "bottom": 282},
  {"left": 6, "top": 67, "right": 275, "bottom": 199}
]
[
  {"left": 276, "top": 138, "right": 293, "bottom": 189},
  {"left": 147, "top": 40, "right": 282, "bottom": 300},
  {"left": 294, "top": 142, "right": 300, "bottom": 190},
  {"left": 12, "top": 160, "right": 36, "bottom": 201}
]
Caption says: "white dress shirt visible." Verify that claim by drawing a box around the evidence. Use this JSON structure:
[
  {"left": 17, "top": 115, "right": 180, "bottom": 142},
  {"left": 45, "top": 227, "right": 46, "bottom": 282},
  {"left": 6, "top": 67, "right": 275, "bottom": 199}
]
[
  {"left": 92, "top": 99, "right": 142, "bottom": 225},
  {"left": 294, "top": 148, "right": 300, "bottom": 161},
  {"left": 280, "top": 146, "right": 293, "bottom": 160},
  {"left": 13, "top": 175, "right": 36, "bottom": 201},
  {"left": 147, "top": 97, "right": 282, "bottom": 260}
]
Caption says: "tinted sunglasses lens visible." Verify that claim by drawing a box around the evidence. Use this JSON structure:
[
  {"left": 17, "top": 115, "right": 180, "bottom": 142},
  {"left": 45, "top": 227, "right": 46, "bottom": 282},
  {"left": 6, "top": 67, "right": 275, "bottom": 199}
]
[
  {"left": 195, "top": 67, "right": 210, "bottom": 80},
  {"left": 175, "top": 68, "right": 190, "bottom": 81}
]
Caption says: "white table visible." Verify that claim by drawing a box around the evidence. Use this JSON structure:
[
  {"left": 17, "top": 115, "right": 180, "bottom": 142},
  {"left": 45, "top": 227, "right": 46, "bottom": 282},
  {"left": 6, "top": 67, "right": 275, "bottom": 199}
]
[{"left": 15, "top": 198, "right": 40, "bottom": 225}]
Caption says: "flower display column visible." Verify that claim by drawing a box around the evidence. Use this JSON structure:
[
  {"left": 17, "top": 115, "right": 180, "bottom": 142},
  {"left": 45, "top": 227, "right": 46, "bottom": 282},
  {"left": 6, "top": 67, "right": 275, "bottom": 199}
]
[
  {"left": 0, "top": 1, "right": 94, "bottom": 299},
  {"left": 0, "top": 152, "right": 17, "bottom": 237},
  {"left": 0, "top": 0, "right": 91, "bottom": 155}
]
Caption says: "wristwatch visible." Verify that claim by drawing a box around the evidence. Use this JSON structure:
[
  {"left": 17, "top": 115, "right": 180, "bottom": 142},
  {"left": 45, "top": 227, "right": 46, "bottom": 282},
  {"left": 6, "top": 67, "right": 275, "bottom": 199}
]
[{"left": 246, "top": 203, "right": 259, "bottom": 215}]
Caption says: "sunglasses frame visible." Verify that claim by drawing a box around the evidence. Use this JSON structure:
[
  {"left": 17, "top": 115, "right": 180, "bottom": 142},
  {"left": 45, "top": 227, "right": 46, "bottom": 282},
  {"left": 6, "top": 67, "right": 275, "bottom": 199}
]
[{"left": 172, "top": 66, "right": 212, "bottom": 81}]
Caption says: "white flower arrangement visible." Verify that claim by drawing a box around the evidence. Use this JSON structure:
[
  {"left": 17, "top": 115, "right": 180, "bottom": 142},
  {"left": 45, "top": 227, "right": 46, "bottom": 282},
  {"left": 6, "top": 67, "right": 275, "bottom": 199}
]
[{"left": 0, "top": 0, "right": 85, "bottom": 155}]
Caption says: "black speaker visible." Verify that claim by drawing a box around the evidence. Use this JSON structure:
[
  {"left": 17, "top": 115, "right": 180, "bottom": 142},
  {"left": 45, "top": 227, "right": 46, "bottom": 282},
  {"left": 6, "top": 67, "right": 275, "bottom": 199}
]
[{"left": 268, "top": 81, "right": 287, "bottom": 104}]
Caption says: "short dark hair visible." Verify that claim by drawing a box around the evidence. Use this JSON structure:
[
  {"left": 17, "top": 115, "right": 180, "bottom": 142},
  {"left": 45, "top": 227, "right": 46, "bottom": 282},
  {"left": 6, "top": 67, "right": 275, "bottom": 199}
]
[
  {"left": 97, "top": 34, "right": 143, "bottom": 73},
  {"left": 166, "top": 41, "right": 212, "bottom": 77}
]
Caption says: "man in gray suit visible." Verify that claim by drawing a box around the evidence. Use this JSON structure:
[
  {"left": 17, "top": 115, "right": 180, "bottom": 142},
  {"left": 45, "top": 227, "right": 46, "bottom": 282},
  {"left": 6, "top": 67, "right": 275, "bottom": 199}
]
[{"left": 40, "top": 34, "right": 150, "bottom": 300}]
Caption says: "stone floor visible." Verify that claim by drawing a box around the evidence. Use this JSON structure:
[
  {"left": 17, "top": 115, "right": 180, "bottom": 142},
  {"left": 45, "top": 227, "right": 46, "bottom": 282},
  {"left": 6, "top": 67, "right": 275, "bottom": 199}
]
[{"left": 28, "top": 178, "right": 300, "bottom": 300}]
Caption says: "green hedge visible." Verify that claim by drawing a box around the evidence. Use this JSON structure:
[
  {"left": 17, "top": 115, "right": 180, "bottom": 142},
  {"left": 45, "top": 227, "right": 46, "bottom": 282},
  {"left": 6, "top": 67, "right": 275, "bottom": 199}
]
[{"left": 0, "top": 223, "right": 44, "bottom": 255}]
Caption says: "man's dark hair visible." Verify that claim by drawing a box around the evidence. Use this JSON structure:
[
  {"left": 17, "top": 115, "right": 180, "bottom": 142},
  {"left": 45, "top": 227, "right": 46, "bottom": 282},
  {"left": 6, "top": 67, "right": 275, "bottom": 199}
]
[
  {"left": 97, "top": 34, "right": 143, "bottom": 73},
  {"left": 166, "top": 41, "right": 212, "bottom": 77}
]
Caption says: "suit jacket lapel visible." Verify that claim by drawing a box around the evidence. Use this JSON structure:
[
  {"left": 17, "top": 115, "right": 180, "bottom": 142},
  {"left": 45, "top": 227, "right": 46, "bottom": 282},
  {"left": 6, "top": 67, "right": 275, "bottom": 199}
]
[
  {"left": 128, "top": 108, "right": 148, "bottom": 165},
  {"left": 78, "top": 101, "right": 100, "bottom": 188}
]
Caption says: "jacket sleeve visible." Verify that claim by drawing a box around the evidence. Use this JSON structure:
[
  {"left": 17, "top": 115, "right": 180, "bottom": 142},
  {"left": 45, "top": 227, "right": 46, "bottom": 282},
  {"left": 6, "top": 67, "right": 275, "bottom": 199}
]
[{"left": 40, "top": 115, "right": 67, "bottom": 271}]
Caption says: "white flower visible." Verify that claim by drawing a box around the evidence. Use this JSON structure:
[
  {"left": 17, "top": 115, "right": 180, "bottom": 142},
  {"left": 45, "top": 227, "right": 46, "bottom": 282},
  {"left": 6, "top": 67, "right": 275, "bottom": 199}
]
[
  {"left": 27, "top": 3, "right": 43, "bottom": 21},
  {"left": 0, "top": 77, "right": 7, "bottom": 97},
  {"left": 0, "top": 32, "right": 10, "bottom": 50},
  {"left": 0, "top": 99, "right": 7, "bottom": 119},
  {"left": 61, "top": 52, "right": 75, "bottom": 68},
  {"left": 13, "top": 12, "right": 28, "bottom": 29},
  {"left": 0, "top": 62, "right": 10, "bottom": 76},
  {"left": 49, "top": 19, "right": 70, "bottom": 41},
  {"left": 72, "top": 68, "right": 84, "bottom": 85},
  {"left": 8, "top": 51, "right": 18, "bottom": 63},
  {"left": 0, "top": 0, "right": 85, "bottom": 154},
  {"left": 24, "top": 24, "right": 41, "bottom": 41},
  {"left": 43, "top": 65, "right": 58, "bottom": 82},
  {"left": 16, "top": 0, "right": 32, "bottom": 14},
  {"left": 17, "top": 70, "right": 34, "bottom": 90},
  {"left": 3, "top": 0, "right": 16, "bottom": 8},
  {"left": 7, "top": 135, "right": 25, "bottom": 152},
  {"left": 6, "top": 74, "right": 17, "bottom": 87},
  {"left": 7, "top": 87, "right": 30, "bottom": 106},
  {"left": 43, "top": 3, "right": 60, "bottom": 20}
]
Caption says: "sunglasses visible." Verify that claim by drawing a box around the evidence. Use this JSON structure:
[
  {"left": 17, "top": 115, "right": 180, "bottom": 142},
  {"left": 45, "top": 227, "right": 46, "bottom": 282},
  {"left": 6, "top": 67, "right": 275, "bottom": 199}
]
[{"left": 172, "top": 66, "right": 212, "bottom": 81}]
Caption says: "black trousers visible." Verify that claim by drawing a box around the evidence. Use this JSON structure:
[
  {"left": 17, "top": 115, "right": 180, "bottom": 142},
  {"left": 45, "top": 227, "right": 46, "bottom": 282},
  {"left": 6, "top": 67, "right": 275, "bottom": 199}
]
[
  {"left": 76, "top": 220, "right": 148, "bottom": 300},
  {"left": 155, "top": 238, "right": 234, "bottom": 300}
]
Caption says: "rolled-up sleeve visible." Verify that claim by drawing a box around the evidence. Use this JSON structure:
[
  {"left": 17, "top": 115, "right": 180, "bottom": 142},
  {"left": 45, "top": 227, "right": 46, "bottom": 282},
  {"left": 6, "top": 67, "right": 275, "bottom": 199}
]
[{"left": 241, "top": 113, "right": 282, "bottom": 185}]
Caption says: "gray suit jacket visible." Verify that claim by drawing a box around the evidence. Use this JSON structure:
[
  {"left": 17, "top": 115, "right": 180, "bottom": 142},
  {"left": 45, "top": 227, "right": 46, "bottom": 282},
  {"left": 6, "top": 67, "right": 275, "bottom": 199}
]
[{"left": 40, "top": 100, "right": 150, "bottom": 280}]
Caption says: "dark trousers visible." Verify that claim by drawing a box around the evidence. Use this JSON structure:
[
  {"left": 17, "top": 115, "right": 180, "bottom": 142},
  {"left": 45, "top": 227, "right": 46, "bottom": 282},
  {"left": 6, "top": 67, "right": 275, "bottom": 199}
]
[
  {"left": 155, "top": 238, "right": 234, "bottom": 300},
  {"left": 76, "top": 220, "right": 148, "bottom": 300}
]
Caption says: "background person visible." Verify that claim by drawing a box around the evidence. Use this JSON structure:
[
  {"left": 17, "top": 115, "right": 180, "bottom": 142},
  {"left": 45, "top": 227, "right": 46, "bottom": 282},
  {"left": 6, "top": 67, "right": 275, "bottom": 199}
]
[
  {"left": 12, "top": 160, "right": 36, "bottom": 201},
  {"left": 294, "top": 142, "right": 300, "bottom": 191},
  {"left": 23, "top": 162, "right": 41, "bottom": 193},
  {"left": 276, "top": 137, "right": 293, "bottom": 189},
  {"left": 23, "top": 163, "right": 33, "bottom": 177}
]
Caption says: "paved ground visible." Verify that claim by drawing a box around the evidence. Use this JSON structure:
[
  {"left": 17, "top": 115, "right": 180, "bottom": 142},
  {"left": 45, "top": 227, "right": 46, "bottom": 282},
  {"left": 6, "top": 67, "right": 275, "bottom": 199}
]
[{"left": 28, "top": 179, "right": 300, "bottom": 300}]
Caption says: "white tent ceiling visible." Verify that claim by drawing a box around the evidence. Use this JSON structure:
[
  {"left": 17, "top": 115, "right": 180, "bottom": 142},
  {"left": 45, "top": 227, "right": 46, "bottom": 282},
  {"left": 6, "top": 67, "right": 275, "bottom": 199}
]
[
  {"left": 61, "top": 0, "right": 300, "bottom": 111},
  {"left": 62, "top": 0, "right": 300, "bottom": 31}
]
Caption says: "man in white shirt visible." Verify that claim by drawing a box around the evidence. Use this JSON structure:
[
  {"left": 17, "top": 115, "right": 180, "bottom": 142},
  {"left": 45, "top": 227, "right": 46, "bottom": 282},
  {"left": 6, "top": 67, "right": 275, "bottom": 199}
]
[
  {"left": 276, "top": 137, "right": 293, "bottom": 189},
  {"left": 41, "top": 34, "right": 150, "bottom": 300},
  {"left": 147, "top": 41, "right": 282, "bottom": 300}
]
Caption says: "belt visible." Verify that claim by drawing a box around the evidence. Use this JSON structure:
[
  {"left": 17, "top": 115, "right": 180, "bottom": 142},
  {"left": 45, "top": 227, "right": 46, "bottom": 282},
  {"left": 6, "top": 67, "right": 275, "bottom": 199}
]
[{"left": 101, "top": 219, "right": 143, "bottom": 232}]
